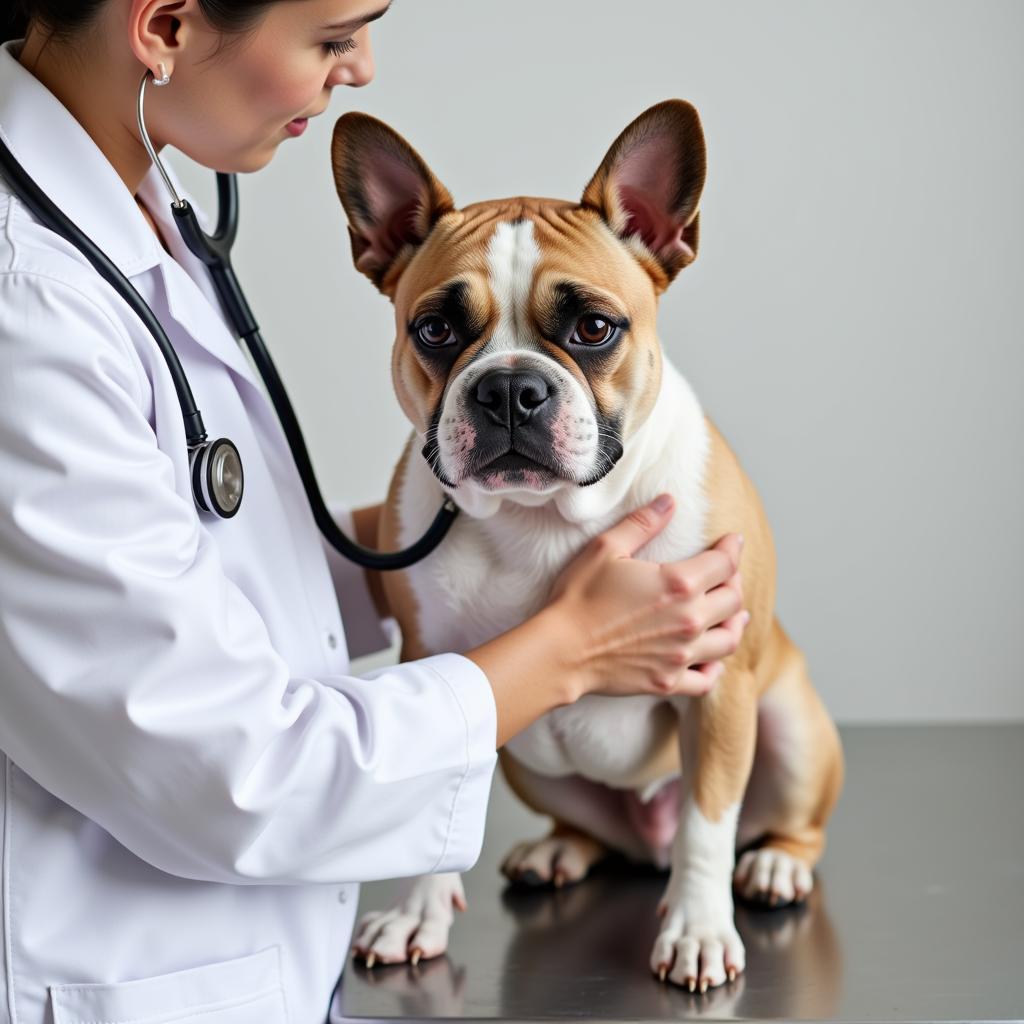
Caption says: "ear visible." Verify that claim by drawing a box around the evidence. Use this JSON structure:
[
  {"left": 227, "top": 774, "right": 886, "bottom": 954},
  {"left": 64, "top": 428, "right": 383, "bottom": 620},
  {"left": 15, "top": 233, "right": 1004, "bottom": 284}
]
[
  {"left": 331, "top": 112, "right": 455, "bottom": 293},
  {"left": 582, "top": 99, "right": 706, "bottom": 287}
]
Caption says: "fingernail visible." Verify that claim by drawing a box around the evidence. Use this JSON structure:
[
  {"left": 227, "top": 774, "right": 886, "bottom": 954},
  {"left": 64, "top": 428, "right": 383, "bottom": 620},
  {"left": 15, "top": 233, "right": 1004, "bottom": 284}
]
[
  {"left": 737, "top": 534, "right": 745, "bottom": 549},
  {"left": 651, "top": 493, "right": 673, "bottom": 513},
  {"left": 741, "top": 611, "right": 751, "bottom": 625}
]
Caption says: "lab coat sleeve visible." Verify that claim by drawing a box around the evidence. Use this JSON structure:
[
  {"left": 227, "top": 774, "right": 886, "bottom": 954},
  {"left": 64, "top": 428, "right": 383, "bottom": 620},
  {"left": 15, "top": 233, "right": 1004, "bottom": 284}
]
[
  {"left": 320, "top": 501, "right": 399, "bottom": 660},
  {"left": 0, "top": 271, "right": 498, "bottom": 885}
]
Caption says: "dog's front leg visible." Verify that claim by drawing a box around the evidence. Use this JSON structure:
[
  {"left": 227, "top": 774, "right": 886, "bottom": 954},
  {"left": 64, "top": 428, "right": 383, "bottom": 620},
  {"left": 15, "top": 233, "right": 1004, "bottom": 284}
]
[
  {"left": 652, "top": 674, "right": 758, "bottom": 992},
  {"left": 352, "top": 871, "right": 467, "bottom": 966}
]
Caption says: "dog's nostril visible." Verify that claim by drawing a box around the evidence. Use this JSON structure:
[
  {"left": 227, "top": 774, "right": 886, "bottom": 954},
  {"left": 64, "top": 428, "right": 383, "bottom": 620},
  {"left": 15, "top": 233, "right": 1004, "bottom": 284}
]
[
  {"left": 474, "top": 369, "right": 551, "bottom": 426},
  {"left": 475, "top": 379, "right": 503, "bottom": 411},
  {"left": 518, "top": 381, "right": 549, "bottom": 411}
]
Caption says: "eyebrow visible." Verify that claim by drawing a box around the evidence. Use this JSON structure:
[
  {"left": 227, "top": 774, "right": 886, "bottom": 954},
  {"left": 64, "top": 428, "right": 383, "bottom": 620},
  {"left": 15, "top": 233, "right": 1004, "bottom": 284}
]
[
  {"left": 322, "top": 1, "right": 393, "bottom": 33},
  {"left": 409, "top": 280, "right": 488, "bottom": 344}
]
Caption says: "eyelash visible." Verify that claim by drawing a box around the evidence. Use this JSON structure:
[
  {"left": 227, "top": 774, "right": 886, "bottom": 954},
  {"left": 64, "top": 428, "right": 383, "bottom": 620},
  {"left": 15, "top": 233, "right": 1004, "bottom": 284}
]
[{"left": 323, "top": 39, "right": 358, "bottom": 57}]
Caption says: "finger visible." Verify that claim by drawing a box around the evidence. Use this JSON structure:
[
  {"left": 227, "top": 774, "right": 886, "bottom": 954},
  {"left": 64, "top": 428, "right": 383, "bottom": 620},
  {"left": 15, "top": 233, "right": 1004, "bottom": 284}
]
[
  {"left": 592, "top": 493, "right": 676, "bottom": 558},
  {"left": 717, "top": 564, "right": 744, "bottom": 604},
  {"left": 697, "top": 581, "right": 746, "bottom": 632},
  {"left": 674, "top": 660, "right": 723, "bottom": 696},
  {"left": 689, "top": 611, "right": 750, "bottom": 665},
  {"left": 714, "top": 532, "right": 744, "bottom": 564},
  {"left": 662, "top": 545, "right": 737, "bottom": 598}
]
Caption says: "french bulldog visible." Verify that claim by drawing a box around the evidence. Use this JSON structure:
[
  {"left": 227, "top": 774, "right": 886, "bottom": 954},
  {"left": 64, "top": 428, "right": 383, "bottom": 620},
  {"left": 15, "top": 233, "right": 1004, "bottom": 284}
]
[{"left": 331, "top": 99, "right": 843, "bottom": 992}]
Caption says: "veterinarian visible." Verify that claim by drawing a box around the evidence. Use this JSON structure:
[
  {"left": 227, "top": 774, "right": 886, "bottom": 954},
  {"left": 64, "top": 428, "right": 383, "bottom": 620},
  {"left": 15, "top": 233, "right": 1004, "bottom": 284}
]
[{"left": 0, "top": 2, "right": 749, "bottom": 1022}]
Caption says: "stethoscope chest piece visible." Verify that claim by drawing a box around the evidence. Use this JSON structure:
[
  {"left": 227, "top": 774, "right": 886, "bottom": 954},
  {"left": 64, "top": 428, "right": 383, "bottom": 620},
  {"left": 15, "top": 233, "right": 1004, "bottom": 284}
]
[{"left": 190, "top": 437, "right": 244, "bottom": 518}]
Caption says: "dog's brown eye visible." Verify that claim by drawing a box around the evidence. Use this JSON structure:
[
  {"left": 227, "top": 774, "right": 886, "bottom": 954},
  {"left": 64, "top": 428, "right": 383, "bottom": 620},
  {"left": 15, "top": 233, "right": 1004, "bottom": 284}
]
[
  {"left": 573, "top": 315, "right": 615, "bottom": 345},
  {"left": 416, "top": 316, "right": 454, "bottom": 347}
]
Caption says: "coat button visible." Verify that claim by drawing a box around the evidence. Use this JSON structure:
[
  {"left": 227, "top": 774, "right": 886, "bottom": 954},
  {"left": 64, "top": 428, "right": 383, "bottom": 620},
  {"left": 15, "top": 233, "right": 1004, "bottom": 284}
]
[
  {"left": 337, "top": 888, "right": 348, "bottom": 904},
  {"left": 325, "top": 631, "right": 338, "bottom": 650}
]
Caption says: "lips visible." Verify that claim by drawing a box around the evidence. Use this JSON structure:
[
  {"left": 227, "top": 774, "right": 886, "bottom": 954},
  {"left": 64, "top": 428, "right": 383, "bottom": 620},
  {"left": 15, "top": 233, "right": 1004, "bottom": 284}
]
[
  {"left": 481, "top": 452, "right": 551, "bottom": 474},
  {"left": 472, "top": 446, "right": 561, "bottom": 488}
]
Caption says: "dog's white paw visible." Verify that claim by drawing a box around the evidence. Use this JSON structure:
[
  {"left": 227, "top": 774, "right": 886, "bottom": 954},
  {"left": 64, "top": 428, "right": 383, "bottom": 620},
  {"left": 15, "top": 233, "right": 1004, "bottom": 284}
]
[
  {"left": 733, "top": 847, "right": 813, "bottom": 906},
  {"left": 352, "top": 872, "right": 466, "bottom": 966},
  {"left": 500, "top": 830, "right": 605, "bottom": 887},
  {"left": 650, "top": 896, "right": 745, "bottom": 992}
]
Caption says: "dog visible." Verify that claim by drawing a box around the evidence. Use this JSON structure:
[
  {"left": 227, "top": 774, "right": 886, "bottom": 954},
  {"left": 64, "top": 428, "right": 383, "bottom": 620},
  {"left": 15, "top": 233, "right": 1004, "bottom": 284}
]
[{"left": 330, "top": 99, "right": 843, "bottom": 992}]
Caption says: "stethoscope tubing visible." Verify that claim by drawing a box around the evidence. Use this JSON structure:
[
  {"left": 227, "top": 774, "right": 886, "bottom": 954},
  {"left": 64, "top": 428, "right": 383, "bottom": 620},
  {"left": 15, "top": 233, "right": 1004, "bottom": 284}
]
[
  {"left": 170, "top": 178, "right": 459, "bottom": 571},
  {"left": 0, "top": 132, "right": 209, "bottom": 451}
]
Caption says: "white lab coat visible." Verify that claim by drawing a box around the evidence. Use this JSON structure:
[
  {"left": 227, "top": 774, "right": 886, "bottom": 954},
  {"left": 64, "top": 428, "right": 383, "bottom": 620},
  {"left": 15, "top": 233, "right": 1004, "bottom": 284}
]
[{"left": 0, "top": 40, "right": 497, "bottom": 1024}]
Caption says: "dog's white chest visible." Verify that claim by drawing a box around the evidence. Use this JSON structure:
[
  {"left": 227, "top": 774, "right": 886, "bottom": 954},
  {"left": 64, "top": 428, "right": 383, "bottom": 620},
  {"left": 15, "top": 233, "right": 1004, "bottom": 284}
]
[{"left": 394, "top": 360, "right": 710, "bottom": 785}]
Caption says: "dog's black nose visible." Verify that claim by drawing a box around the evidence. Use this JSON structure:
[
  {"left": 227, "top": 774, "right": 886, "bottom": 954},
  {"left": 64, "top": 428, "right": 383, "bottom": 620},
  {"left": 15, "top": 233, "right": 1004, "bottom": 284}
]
[{"left": 474, "top": 369, "right": 551, "bottom": 427}]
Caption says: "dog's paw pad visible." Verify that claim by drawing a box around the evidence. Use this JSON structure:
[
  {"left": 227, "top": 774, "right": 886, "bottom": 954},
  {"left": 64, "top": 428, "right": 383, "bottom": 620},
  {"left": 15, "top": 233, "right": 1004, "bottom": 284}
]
[
  {"left": 500, "top": 832, "right": 604, "bottom": 887},
  {"left": 733, "top": 847, "right": 813, "bottom": 906},
  {"left": 650, "top": 921, "right": 745, "bottom": 991}
]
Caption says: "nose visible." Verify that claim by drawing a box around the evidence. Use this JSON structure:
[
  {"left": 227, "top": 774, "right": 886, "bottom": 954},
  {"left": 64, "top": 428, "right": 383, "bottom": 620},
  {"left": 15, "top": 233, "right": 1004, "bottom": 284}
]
[
  {"left": 328, "top": 28, "right": 376, "bottom": 88},
  {"left": 474, "top": 369, "right": 551, "bottom": 428}
]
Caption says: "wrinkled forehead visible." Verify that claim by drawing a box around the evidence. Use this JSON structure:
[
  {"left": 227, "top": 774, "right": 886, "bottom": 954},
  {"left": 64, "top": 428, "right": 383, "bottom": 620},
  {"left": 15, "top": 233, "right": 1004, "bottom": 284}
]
[{"left": 393, "top": 197, "right": 657, "bottom": 332}]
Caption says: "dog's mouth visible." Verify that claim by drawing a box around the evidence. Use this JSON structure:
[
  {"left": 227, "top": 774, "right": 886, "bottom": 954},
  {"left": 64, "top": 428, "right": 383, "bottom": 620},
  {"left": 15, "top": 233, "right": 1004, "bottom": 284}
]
[{"left": 473, "top": 448, "right": 561, "bottom": 490}]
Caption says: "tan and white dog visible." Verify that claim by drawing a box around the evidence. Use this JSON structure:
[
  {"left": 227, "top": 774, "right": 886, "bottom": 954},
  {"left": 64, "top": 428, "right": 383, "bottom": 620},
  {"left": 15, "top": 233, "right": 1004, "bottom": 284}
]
[{"left": 331, "top": 100, "right": 843, "bottom": 992}]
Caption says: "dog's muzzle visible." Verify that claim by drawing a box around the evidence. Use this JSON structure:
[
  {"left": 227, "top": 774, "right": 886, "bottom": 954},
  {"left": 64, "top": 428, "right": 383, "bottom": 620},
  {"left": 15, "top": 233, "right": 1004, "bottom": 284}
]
[{"left": 465, "top": 368, "right": 562, "bottom": 479}]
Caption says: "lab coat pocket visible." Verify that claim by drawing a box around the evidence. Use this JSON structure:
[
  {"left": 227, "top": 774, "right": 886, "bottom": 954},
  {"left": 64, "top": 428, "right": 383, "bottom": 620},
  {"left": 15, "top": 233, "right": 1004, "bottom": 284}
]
[{"left": 49, "top": 945, "right": 288, "bottom": 1024}]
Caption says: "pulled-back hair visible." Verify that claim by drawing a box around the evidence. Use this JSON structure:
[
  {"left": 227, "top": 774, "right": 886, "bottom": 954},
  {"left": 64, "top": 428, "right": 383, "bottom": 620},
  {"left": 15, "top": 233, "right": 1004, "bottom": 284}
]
[{"left": 2, "top": 1, "right": 278, "bottom": 47}]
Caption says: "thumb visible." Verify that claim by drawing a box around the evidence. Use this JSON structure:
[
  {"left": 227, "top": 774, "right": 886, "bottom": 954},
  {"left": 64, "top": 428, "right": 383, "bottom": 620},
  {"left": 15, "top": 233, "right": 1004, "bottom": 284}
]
[
  {"left": 713, "top": 532, "right": 744, "bottom": 573},
  {"left": 596, "top": 493, "right": 676, "bottom": 558}
]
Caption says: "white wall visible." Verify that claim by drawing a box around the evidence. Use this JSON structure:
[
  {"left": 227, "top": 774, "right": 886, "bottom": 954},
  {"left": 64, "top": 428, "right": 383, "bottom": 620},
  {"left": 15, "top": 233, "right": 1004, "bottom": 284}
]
[{"left": 173, "top": 0, "right": 1024, "bottom": 722}]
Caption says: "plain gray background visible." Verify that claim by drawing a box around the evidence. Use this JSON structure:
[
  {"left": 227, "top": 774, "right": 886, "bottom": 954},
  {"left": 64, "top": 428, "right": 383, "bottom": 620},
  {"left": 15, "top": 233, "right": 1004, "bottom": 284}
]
[{"left": 172, "top": 0, "right": 1023, "bottom": 724}]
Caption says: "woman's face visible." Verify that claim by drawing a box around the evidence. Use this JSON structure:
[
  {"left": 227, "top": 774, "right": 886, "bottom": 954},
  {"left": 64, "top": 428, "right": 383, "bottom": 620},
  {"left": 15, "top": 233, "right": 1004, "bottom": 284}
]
[{"left": 151, "top": 0, "right": 386, "bottom": 172}]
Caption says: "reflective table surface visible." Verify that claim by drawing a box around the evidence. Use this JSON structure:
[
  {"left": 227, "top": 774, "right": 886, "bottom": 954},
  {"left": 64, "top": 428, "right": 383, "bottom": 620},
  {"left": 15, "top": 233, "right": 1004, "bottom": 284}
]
[{"left": 336, "top": 725, "right": 1024, "bottom": 1022}]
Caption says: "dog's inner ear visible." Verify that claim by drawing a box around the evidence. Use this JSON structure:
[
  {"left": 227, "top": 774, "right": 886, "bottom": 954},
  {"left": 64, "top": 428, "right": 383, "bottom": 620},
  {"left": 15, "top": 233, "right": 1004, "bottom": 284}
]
[
  {"left": 332, "top": 114, "right": 454, "bottom": 292},
  {"left": 582, "top": 100, "right": 706, "bottom": 287}
]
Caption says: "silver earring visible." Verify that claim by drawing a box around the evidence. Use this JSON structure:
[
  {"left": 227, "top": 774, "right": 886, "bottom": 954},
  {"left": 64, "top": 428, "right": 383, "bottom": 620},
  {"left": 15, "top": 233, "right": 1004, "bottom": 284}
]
[{"left": 152, "top": 62, "right": 171, "bottom": 86}]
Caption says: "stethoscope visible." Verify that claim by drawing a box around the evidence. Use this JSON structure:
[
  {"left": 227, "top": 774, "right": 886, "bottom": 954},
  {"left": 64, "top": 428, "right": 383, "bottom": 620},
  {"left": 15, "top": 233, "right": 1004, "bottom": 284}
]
[{"left": 0, "top": 68, "right": 459, "bottom": 571}]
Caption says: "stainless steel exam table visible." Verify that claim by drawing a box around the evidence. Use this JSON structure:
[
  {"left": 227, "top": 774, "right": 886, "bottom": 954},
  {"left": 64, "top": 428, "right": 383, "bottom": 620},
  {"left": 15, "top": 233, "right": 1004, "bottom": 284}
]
[{"left": 337, "top": 725, "right": 1024, "bottom": 1023}]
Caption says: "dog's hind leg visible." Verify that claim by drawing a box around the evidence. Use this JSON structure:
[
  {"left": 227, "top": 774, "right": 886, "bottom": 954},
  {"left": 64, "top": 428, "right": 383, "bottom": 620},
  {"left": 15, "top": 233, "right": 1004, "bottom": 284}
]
[
  {"left": 498, "top": 750, "right": 654, "bottom": 886},
  {"left": 734, "top": 618, "right": 844, "bottom": 906}
]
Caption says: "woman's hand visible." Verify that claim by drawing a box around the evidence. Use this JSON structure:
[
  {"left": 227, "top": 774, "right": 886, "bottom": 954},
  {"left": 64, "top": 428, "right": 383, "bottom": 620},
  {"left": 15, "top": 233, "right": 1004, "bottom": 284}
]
[
  {"left": 548, "top": 493, "right": 749, "bottom": 702},
  {"left": 467, "top": 492, "right": 749, "bottom": 748}
]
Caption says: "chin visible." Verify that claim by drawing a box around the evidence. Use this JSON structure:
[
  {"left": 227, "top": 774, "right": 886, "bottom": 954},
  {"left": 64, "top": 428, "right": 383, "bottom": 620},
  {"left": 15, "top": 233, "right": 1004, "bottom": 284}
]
[
  {"left": 467, "top": 453, "right": 568, "bottom": 498},
  {"left": 210, "top": 144, "right": 277, "bottom": 174}
]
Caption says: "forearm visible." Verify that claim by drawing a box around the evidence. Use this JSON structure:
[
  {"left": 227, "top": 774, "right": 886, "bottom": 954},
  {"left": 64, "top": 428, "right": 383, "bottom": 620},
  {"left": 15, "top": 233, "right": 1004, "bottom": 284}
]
[{"left": 463, "top": 605, "right": 584, "bottom": 748}]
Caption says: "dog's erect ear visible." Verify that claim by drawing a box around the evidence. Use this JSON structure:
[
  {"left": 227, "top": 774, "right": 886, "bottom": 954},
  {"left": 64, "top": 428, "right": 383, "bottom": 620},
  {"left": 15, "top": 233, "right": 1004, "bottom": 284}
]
[
  {"left": 331, "top": 113, "right": 455, "bottom": 293},
  {"left": 582, "top": 100, "right": 706, "bottom": 287}
]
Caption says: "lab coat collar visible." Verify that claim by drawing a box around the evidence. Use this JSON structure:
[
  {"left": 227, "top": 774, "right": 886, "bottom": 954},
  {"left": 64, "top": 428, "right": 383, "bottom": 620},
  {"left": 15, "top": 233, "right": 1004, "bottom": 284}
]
[
  {"left": 0, "top": 39, "right": 164, "bottom": 277},
  {"left": 0, "top": 39, "right": 264, "bottom": 391}
]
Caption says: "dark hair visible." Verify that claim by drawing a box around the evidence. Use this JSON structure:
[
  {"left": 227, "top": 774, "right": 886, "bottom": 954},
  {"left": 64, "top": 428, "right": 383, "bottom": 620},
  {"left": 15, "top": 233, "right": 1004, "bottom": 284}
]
[{"left": 2, "top": 0, "right": 278, "bottom": 48}]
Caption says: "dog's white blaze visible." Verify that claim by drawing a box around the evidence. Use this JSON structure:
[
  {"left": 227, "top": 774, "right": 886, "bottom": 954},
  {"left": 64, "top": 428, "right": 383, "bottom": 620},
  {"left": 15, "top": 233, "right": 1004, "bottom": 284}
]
[{"left": 486, "top": 220, "right": 540, "bottom": 352}]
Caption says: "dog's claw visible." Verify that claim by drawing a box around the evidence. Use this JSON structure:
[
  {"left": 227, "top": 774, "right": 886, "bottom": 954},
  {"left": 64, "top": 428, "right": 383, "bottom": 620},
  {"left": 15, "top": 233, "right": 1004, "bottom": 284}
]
[
  {"left": 365, "top": 953, "right": 376, "bottom": 970},
  {"left": 727, "top": 966, "right": 737, "bottom": 983},
  {"left": 686, "top": 976, "right": 696, "bottom": 993},
  {"left": 553, "top": 870, "right": 566, "bottom": 889},
  {"left": 657, "top": 963, "right": 669, "bottom": 982},
  {"left": 410, "top": 947, "right": 422, "bottom": 967}
]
